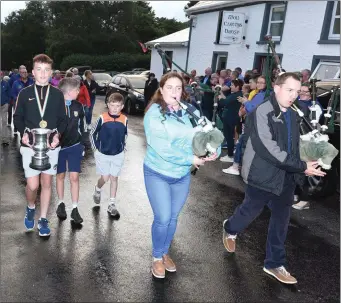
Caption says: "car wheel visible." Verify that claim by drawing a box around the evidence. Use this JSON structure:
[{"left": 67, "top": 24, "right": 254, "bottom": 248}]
[
  {"left": 126, "top": 98, "right": 135, "bottom": 115},
  {"left": 307, "top": 164, "right": 339, "bottom": 198}
]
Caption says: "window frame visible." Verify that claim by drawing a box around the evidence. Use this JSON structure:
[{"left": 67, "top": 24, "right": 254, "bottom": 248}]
[
  {"left": 257, "top": 1, "right": 288, "bottom": 45},
  {"left": 318, "top": 1, "right": 340, "bottom": 44},
  {"left": 113, "top": 76, "right": 121, "bottom": 85},
  {"left": 328, "top": 1, "right": 340, "bottom": 39},
  {"left": 119, "top": 77, "right": 128, "bottom": 86},
  {"left": 253, "top": 52, "right": 283, "bottom": 75},
  {"left": 211, "top": 51, "right": 228, "bottom": 73},
  {"left": 266, "top": 4, "right": 285, "bottom": 41}
]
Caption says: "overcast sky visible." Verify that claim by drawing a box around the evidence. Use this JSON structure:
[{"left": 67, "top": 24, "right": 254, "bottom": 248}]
[{"left": 1, "top": 1, "right": 188, "bottom": 23}]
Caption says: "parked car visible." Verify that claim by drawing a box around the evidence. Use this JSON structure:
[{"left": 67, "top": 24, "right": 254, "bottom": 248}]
[
  {"left": 92, "top": 73, "right": 112, "bottom": 95},
  {"left": 132, "top": 68, "right": 147, "bottom": 72},
  {"left": 121, "top": 71, "right": 139, "bottom": 75},
  {"left": 106, "top": 71, "right": 120, "bottom": 77},
  {"left": 105, "top": 74, "right": 148, "bottom": 114},
  {"left": 139, "top": 70, "right": 150, "bottom": 77}
]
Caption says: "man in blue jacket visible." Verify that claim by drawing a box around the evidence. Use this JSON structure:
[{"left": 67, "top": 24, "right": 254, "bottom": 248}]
[
  {"left": 12, "top": 69, "right": 34, "bottom": 101},
  {"left": 11, "top": 69, "right": 34, "bottom": 133},
  {"left": 1, "top": 71, "right": 11, "bottom": 145},
  {"left": 8, "top": 66, "right": 28, "bottom": 128},
  {"left": 222, "top": 73, "right": 326, "bottom": 285}
]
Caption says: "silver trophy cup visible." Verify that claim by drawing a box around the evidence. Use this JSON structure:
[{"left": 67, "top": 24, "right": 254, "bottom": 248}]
[{"left": 28, "top": 128, "right": 57, "bottom": 171}]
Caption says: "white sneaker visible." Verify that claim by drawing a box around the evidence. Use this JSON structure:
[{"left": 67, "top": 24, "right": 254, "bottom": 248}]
[
  {"left": 87, "top": 125, "right": 92, "bottom": 131},
  {"left": 220, "top": 155, "right": 234, "bottom": 163},
  {"left": 292, "top": 201, "right": 310, "bottom": 210},
  {"left": 222, "top": 166, "right": 240, "bottom": 175}
]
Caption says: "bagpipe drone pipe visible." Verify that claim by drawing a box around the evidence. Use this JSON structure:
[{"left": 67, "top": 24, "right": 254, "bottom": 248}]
[
  {"left": 153, "top": 43, "right": 224, "bottom": 174},
  {"left": 265, "top": 35, "right": 339, "bottom": 194}
]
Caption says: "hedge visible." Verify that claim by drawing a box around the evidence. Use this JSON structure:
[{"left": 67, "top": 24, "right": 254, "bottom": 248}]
[{"left": 60, "top": 53, "right": 151, "bottom": 71}]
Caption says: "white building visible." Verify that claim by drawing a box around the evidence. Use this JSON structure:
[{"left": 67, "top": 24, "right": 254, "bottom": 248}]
[
  {"left": 146, "top": 28, "right": 189, "bottom": 80},
  {"left": 146, "top": 0, "right": 339, "bottom": 79}
]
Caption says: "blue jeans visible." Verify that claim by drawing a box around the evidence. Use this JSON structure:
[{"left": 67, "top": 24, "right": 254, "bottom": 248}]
[
  {"left": 143, "top": 164, "right": 191, "bottom": 258},
  {"left": 234, "top": 134, "right": 244, "bottom": 164},
  {"left": 86, "top": 95, "right": 96, "bottom": 125}
]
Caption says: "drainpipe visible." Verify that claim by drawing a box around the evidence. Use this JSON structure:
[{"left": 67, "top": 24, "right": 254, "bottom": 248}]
[{"left": 185, "top": 18, "right": 193, "bottom": 72}]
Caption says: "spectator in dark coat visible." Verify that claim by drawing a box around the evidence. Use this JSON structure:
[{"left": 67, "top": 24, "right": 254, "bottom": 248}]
[{"left": 144, "top": 73, "right": 158, "bottom": 104}]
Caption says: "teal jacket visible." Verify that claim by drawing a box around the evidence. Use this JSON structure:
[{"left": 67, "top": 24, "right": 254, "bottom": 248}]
[{"left": 144, "top": 103, "right": 200, "bottom": 178}]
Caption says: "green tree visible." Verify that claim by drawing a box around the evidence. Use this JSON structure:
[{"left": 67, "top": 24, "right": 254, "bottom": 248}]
[
  {"left": 1, "top": 1, "right": 189, "bottom": 70},
  {"left": 44, "top": 1, "right": 161, "bottom": 66},
  {"left": 1, "top": 1, "right": 47, "bottom": 70},
  {"left": 155, "top": 17, "right": 189, "bottom": 36}
]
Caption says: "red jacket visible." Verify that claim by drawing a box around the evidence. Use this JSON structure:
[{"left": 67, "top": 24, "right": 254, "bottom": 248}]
[{"left": 77, "top": 83, "right": 90, "bottom": 107}]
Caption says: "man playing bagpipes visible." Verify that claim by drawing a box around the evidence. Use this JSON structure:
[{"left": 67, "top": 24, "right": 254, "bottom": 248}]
[{"left": 222, "top": 73, "right": 326, "bottom": 285}]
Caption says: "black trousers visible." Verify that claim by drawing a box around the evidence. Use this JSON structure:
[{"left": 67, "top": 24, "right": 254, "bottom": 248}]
[
  {"left": 223, "top": 118, "right": 237, "bottom": 157},
  {"left": 294, "top": 179, "right": 310, "bottom": 201},
  {"left": 7, "top": 102, "right": 13, "bottom": 125}
]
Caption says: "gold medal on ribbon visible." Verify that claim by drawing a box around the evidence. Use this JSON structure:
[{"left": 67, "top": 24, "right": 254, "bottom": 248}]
[
  {"left": 34, "top": 85, "right": 50, "bottom": 129},
  {"left": 39, "top": 120, "right": 47, "bottom": 128}
]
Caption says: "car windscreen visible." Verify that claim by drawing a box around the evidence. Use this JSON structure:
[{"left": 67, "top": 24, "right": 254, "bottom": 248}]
[
  {"left": 128, "top": 78, "right": 146, "bottom": 89},
  {"left": 93, "top": 73, "right": 112, "bottom": 81}
]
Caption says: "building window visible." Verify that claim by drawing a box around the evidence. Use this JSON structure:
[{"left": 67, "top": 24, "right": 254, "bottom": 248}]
[
  {"left": 267, "top": 4, "right": 285, "bottom": 41},
  {"left": 253, "top": 52, "right": 283, "bottom": 75},
  {"left": 211, "top": 52, "right": 228, "bottom": 73},
  {"left": 319, "top": 1, "right": 340, "bottom": 44},
  {"left": 257, "top": 2, "right": 288, "bottom": 45},
  {"left": 329, "top": 1, "right": 340, "bottom": 39},
  {"left": 216, "top": 54, "right": 227, "bottom": 70}
]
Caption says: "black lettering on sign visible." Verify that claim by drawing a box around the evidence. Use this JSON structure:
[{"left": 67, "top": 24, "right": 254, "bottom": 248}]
[
  {"left": 224, "top": 29, "right": 240, "bottom": 35},
  {"left": 226, "top": 22, "right": 243, "bottom": 28},
  {"left": 228, "top": 15, "right": 240, "bottom": 20}
]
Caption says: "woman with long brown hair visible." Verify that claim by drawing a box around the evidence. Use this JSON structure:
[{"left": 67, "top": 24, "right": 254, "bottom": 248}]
[{"left": 143, "top": 72, "right": 218, "bottom": 279}]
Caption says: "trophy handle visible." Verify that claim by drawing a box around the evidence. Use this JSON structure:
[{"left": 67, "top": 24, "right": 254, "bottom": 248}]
[
  {"left": 47, "top": 128, "right": 59, "bottom": 150},
  {"left": 24, "top": 127, "right": 35, "bottom": 148}
]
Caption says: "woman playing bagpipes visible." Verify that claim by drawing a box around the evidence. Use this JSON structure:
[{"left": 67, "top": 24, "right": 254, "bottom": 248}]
[{"left": 143, "top": 72, "right": 220, "bottom": 279}]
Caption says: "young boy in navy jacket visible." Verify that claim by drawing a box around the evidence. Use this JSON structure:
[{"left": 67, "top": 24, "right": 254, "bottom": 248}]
[
  {"left": 56, "top": 77, "right": 85, "bottom": 224},
  {"left": 90, "top": 93, "right": 127, "bottom": 218}
]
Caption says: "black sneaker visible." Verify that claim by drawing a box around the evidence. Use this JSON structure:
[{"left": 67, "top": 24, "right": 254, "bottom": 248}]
[
  {"left": 71, "top": 207, "right": 83, "bottom": 224},
  {"left": 56, "top": 202, "right": 67, "bottom": 220}
]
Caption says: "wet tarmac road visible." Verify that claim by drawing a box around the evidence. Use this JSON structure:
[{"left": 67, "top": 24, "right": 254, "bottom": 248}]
[{"left": 1, "top": 96, "right": 339, "bottom": 302}]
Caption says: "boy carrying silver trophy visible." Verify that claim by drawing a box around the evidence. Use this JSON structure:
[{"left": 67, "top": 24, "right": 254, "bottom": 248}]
[{"left": 13, "top": 54, "right": 67, "bottom": 237}]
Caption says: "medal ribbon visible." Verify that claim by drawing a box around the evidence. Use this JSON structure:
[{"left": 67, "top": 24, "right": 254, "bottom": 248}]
[{"left": 34, "top": 85, "right": 50, "bottom": 120}]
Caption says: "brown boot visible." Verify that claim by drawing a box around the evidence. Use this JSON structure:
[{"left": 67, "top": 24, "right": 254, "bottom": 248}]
[
  {"left": 263, "top": 266, "right": 297, "bottom": 284},
  {"left": 162, "top": 254, "right": 176, "bottom": 272},
  {"left": 152, "top": 260, "right": 165, "bottom": 278},
  {"left": 223, "top": 220, "right": 237, "bottom": 253}
]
